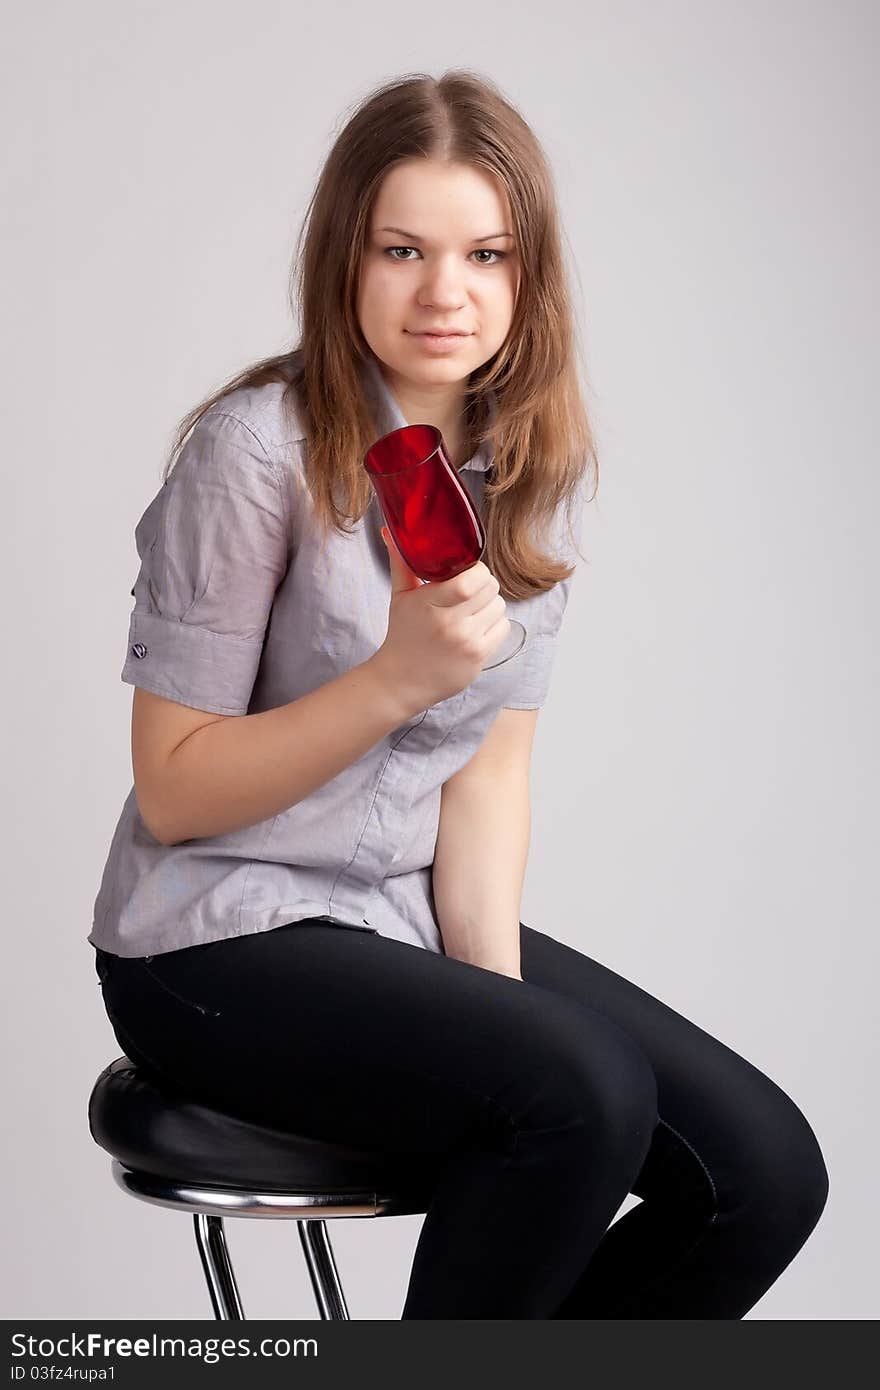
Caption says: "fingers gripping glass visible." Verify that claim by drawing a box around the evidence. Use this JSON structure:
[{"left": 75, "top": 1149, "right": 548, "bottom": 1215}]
[{"left": 364, "top": 423, "right": 526, "bottom": 670}]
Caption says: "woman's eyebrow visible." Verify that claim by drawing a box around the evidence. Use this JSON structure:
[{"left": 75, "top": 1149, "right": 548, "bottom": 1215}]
[{"left": 375, "top": 226, "right": 514, "bottom": 243}]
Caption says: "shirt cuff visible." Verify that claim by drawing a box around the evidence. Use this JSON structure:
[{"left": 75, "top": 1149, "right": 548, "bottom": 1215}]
[
  {"left": 120, "top": 611, "right": 263, "bottom": 716},
  {"left": 501, "top": 634, "right": 558, "bottom": 710}
]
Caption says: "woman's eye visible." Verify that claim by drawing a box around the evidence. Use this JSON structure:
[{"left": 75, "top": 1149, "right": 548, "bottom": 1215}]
[{"left": 384, "top": 246, "right": 507, "bottom": 265}]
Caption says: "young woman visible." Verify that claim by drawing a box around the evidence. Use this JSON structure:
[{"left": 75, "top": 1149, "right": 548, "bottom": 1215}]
[{"left": 90, "top": 70, "right": 828, "bottom": 1318}]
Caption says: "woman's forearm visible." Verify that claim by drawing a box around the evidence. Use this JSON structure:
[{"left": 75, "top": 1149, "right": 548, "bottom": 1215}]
[
  {"left": 431, "top": 771, "right": 530, "bottom": 978},
  {"left": 151, "top": 654, "right": 416, "bottom": 845}
]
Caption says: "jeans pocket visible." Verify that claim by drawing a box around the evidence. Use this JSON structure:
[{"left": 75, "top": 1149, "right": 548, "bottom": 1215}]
[
  {"left": 305, "top": 915, "right": 378, "bottom": 934},
  {"left": 138, "top": 955, "right": 223, "bottom": 1018},
  {"left": 94, "top": 948, "right": 113, "bottom": 987}
]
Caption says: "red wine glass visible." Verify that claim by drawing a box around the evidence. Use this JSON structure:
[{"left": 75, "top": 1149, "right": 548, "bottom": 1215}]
[{"left": 364, "top": 423, "right": 526, "bottom": 670}]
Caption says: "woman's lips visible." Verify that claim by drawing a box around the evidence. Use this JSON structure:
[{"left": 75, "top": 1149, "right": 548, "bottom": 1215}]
[{"left": 406, "top": 330, "right": 471, "bottom": 351}]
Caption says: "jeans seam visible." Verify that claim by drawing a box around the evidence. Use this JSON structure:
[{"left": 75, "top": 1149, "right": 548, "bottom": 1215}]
[
  {"left": 343, "top": 1051, "right": 521, "bottom": 1155},
  {"left": 600, "top": 1113, "right": 720, "bottom": 1318},
  {"left": 656, "top": 1115, "right": 719, "bottom": 1212}
]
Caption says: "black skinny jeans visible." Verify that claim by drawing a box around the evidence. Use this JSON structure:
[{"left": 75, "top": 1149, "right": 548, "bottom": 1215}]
[{"left": 93, "top": 920, "right": 829, "bottom": 1318}]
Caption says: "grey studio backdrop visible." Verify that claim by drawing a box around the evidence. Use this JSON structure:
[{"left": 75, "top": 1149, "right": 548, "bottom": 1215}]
[{"left": 2, "top": 1, "right": 875, "bottom": 1321}]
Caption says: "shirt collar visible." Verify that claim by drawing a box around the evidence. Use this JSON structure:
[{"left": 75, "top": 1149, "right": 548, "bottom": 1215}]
[{"left": 359, "top": 350, "right": 495, "bottom": 473}]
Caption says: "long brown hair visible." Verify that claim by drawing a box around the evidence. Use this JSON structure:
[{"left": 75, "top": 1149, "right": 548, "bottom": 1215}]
[{"left": 161, "top": 69, "right": 599, "bottom": 601}]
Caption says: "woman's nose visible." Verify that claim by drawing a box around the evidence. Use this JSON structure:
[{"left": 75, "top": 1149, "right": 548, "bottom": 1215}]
[{"left": 417, "top": 260, "right": 468, "bottom": 308}]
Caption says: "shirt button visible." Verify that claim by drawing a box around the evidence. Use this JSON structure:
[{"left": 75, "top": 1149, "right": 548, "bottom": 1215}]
[{"left": 131, "top": 643, "right": 148, "bottom": 659}]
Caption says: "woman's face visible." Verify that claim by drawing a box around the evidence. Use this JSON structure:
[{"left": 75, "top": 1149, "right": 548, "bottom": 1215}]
[{"left": 357, "top": 158, "right": 520, "bottom": 393}]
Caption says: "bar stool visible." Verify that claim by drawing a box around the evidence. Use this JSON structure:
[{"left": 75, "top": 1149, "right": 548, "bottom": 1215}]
[{"left": 88, "top": 1056, "right": 437, "bottom": 1319}]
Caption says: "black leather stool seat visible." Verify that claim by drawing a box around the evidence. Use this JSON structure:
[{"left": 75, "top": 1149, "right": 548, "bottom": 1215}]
[{"left": 89, "top": 1056, "right": 438, "bottom": 1199}]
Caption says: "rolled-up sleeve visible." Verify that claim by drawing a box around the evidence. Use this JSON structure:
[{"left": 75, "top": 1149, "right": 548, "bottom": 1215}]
[
  {"left": 502, "top": 486, "right": 584, "bottom": 711},
  {"left": 120, "top": 409, "right": 290, "bottom": 716}
]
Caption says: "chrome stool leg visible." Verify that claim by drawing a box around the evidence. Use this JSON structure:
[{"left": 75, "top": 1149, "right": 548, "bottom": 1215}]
[
  {"left": 298, "top": 1219, "right": 350, "bottom": 1320},
  {"left": 193, "top": 1214, "right": 245, "bottom": 1320}
]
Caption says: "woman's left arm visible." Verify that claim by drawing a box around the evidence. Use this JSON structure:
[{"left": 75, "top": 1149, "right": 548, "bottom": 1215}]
[{"left": 432, "top": 708, "right": 539, "bottom": 980}]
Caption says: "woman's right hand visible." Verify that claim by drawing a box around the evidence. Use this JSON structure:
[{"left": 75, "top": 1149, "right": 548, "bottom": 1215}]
[{"left": 371, "top": 525, "right": 511, "bottom": 712}]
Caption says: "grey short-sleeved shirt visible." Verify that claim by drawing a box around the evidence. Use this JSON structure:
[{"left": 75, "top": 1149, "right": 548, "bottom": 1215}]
[{"left": 89, "top": 351, "right": 583, "bottom": 959}]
